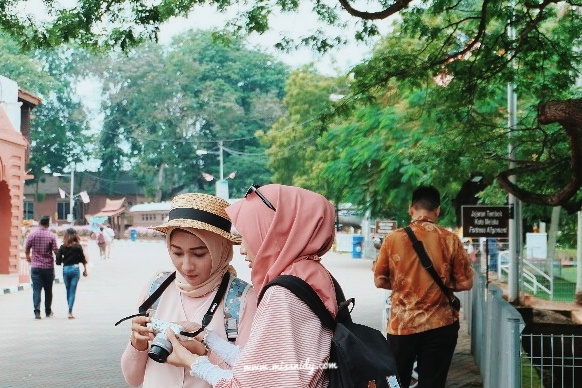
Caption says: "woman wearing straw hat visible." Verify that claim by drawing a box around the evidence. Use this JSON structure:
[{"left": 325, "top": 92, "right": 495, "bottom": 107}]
[
  {"left": 164, "top": 184, "right": 338, "bottom": 387},
  {"left": 120, "top": 193, "right": 257, "bottom": 388}
]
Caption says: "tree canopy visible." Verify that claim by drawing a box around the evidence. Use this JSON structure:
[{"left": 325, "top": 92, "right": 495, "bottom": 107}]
[
  {"left": 3, "top": 0, "right": 581, "bottom": 209},
  {"left": 3, "top": 0, "right": 582, "bottom": 215},
  {"left": 0, "top": 32, "right": 90, "bottom": 184},
  {"left": 93, "top": 30, "right": 288, "bottom": 200}
]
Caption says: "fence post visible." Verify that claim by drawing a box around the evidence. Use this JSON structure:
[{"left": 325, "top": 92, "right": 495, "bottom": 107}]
[
  {"left": 507, "top": 316, "right": 522, "bottom": 388},
  {"left": 485, "top": 287, "right": 498, "bottom": 387}
]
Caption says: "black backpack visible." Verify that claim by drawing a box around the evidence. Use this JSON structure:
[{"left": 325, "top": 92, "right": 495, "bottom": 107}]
[{"left": 258, "top": 274, "right": 401, "bottom": 388}]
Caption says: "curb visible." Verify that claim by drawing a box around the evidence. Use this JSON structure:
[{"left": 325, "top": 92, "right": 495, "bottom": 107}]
[
  {"left": 0, "top": 283, "right": 31, "bottom": 295},
  {"left": 0, "top": 278, "right": 64, "bottom": 296}
]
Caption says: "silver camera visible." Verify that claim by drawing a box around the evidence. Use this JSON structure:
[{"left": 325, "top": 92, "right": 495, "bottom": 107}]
[{"left": 147, "top": 318, "right": 186, "bottom": 363}]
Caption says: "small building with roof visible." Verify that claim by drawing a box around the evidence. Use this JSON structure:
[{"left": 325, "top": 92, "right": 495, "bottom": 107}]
[{"left": 129, "top": 202, "right": 172, "bottom": 228}]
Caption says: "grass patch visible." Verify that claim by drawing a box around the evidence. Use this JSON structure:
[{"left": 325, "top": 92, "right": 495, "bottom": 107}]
[
  {"left": 529, "top": 275, "right": 576, "bottom": 302},
  {"left": 521, "top": 351, "right": 544, "bottom": 388}
]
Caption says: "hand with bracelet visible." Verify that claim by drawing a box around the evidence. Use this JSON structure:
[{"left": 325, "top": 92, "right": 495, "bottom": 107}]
[
  {"left": 171, "top": 321, "right": 209, "bottom": 357},
  {"left": 165, "top": 328, "right": 203, "bottom": 369}
]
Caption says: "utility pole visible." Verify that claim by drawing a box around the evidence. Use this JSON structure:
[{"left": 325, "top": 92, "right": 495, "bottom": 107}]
[
  {"left": 219, "top": 140, "right": 224, "bottom": 181},
  {"left": 196, "top": 141, "right": 232, "bottom": 200},
  {"left": 69, "top": 162, "right": 75, "bottom": 224},
  {"left": 507, "top": 4, "right": 521, "bottom": 302}
]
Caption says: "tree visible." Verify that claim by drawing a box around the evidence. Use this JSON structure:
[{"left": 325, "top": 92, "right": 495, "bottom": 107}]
[
  {"left": 260, "top": 67, "right": 346, "bottom": 188},
  {"left": 93, "top": 30, "right": 288, "bottom": 200},
  {"left": 0, "top": 32, "right": 90, "bottom": 184},
  {"left": 3, "top": 1, "right": 582, "bottom": 209}
]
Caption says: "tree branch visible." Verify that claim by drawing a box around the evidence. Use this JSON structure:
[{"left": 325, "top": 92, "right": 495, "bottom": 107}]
[
  {"left": 336, "top": 0, "right": 413, "bottom": 20},
  {"left": 497, "top": 99, "right": 582, "bottom": 213}
]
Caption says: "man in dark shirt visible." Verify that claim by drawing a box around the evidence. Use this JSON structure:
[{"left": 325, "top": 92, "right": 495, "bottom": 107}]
[{"left": 25, "top": 215, "right": 58, "bottom": 319}]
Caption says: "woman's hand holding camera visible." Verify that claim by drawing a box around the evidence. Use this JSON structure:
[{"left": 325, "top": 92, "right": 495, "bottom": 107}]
[
  {"left": 165, "top": 328, "right": 201, "bottom": 369},
  {"left": 130, "top": 315, "right": 154, "bottom": 351},
  {"left": 169, "top": 321, "right": 208, "bottom": 356}
]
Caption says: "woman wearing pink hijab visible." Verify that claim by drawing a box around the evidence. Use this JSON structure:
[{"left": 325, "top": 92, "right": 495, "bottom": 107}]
[{"left": 166, "top": 184, "right": 338, "bottom": 387}]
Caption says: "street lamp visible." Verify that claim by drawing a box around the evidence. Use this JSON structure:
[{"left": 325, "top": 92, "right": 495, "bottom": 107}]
[
  {"left": 196, "top": 141, "right": 236, "bottom": 200},
  {"left": 53, "top": 162, "right": 90, "bottom": 224}
]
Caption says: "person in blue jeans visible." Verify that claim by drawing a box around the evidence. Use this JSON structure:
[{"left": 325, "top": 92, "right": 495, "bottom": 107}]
[
  {"left": 56, "top": 228, "right": 88, "bottom": 319},
  {"left": 487, "top": 238, "right": 499, "bottom": 272},
  {"left": 25, "top": 215, "right": 59, "bottom": 319}
]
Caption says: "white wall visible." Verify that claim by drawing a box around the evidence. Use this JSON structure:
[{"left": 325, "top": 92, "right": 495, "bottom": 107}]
[{"left": 0, "top": 75, "right": 22, "bottom": 131}]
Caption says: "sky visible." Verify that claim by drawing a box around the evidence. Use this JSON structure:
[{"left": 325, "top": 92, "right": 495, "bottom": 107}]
[
  {"left": 156, "top": 4, "right": 387, "bottom": 75},
  {"left": 21, "top": 0, "right": 387, "bottom": 74}
]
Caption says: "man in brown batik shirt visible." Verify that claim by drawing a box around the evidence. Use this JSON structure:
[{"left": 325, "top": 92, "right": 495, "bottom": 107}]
[{"left": 374, "top": 185, "right": 474, "bottom": 388}]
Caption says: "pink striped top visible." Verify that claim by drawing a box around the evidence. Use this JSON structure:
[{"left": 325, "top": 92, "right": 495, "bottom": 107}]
[{"left": 215, "top": 285, "right": 333, "bottom": 388}]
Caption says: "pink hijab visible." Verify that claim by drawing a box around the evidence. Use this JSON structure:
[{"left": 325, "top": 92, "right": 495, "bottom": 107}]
[{"left": 226, "top": 184, "right": 337, "bottom": 315}]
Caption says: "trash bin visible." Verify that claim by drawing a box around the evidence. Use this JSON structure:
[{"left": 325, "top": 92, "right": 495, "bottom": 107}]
[
  {"left": 130, "top": 229, "right": 137, "bottom": 241},
  {"left": 352, "top": 235, "right": 364, "bottom": 259}
]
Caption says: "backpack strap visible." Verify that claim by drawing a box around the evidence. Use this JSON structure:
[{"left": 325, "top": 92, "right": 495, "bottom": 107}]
[
  {"left": 258, "top": 274, "right": 337, "bottom": 330},
  {"left": 144, "top": 271, "right": 175, "bottom": 313},
  {"left": 144, "top": 271, "right": 249, "bottom": 341},
  {"left": 223, "top": 276, "right": 251, "bottom": 342},
  {"left": 114, "top": 271, "right": 176, "bottom": 326}
]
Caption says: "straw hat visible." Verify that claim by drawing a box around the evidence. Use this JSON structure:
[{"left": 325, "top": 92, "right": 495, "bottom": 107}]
[{"left": 151, "top": 193, "right": 240, "bottom": 244}]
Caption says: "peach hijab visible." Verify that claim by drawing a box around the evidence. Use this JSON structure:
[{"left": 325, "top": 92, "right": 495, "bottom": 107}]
[
  {"left": 165, "top": 227, "right": 235, "bottom": 298},
  {"left": 226, "top": 184, "right": 338, "bottom": 315}
]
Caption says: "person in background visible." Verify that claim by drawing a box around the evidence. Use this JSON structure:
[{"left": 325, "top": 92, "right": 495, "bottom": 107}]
[
  {"left": 56, "top": 228, "right": 88, "bottom": 319},
  {"left": 374, "top": 185, "right": 474, "bottom": 388},
  {"left": 103, "top": 224, "right": 115, "bottom": 259},
  {"left": 487, "top": 238, "right": 499, "bottom": 273},
  {"left": 164, "top": 184, "right": 338, "bottom": 387},
  {"left": 121, "top": 193, "right": 257, "bottom": 388},
  {"left": 25, "top": 215, "right": 59, "bottom": 320},
  {"left": 97, "top": 227, "right": 107, "bottom": 259}
]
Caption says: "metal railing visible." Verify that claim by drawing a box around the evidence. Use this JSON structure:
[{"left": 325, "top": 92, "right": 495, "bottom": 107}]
[
  {"left": 463, "top": 270, "right": 525, "bottom": 388},
  {"left": 466, "top": 267, "right": 582, "bottom": 387},
  {"left": 521, "top": 333, "right": 582, "bottom": 388},
  {"left": 498, "top": 251, "right": 553, "bottom": 299}
]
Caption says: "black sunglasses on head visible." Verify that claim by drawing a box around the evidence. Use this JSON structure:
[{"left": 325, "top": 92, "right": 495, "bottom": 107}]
[{"left": 245, "top": 184, "right": 276, "bottom": 211}]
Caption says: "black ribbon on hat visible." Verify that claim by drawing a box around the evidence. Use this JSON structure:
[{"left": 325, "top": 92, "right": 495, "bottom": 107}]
[{"left": 169, "top": 208, "right": 231, "bottom": 233}]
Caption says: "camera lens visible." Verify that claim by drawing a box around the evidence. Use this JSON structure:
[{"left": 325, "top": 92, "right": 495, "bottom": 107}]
[{"left": 148, "top": 334, "right": 172, "bottom": 363}]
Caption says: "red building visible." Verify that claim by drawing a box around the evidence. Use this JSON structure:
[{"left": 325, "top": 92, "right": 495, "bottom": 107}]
[{"left": 0, "top": 75, "right": 40, "bottom": 277}]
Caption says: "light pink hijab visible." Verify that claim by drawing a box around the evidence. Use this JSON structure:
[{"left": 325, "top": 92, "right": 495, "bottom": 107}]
[{"left": 226, "top": 184, "right": 337, "bottom": 315}]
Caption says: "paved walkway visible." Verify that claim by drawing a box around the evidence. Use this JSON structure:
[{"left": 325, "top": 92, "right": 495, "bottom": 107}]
[{"left": 0, "top": 239, "right": 482, "bottom": 387}]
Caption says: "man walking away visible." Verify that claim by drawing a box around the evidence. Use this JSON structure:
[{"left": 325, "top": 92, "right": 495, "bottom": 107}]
[
  {"left": 25, "top": 215, "right": 58, "bottom": 319},
  {"left": 374, "top": 185, "right": 474, "bottom": 388}
]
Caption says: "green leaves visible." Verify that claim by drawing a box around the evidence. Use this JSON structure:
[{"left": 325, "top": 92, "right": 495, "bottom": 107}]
[{"left": 95, "top": 30, "right": 288, "bottom": 200}]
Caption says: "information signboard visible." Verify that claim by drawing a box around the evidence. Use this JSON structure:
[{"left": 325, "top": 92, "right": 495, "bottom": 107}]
[
  {"left": 462, "top": 206, "right": 509, "bottom": 238},
  {"left": 375, "top": 220, "right": 398, "bottom": 234}
]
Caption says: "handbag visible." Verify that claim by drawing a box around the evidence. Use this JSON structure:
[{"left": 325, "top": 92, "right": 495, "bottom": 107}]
[{"left": 403, "top": 226, "right": 461, "bottom": 311}]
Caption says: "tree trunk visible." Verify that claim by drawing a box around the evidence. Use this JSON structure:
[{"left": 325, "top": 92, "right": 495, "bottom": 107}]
[{"left": 546, "top": 207, "right": 560, "bottom": 277}]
